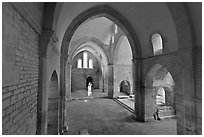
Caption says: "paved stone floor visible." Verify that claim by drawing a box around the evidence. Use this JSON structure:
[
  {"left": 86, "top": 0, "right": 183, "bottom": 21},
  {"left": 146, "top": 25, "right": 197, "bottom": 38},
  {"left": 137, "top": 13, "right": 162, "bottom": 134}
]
[
  {"left": 71, "top": 89, "right": 108, "bottom": 99},
  {"left": 65, "top": 98, "right": 177, "bottom": 135}
]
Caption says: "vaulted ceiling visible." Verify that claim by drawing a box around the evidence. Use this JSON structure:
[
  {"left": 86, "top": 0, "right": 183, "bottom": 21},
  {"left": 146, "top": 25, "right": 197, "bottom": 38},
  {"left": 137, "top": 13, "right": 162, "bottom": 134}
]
[{"left": 70, "top": 17, "right": 116, "bottom": 46}]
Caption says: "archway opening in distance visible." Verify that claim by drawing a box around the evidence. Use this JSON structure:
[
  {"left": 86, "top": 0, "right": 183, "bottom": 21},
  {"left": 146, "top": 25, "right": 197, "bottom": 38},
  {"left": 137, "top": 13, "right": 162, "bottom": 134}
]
[
  {"left": 70, "top": 50, "right": 102, "bottom": 98},
  {"left": 145, "top": 64, "right": 176, "bottom": 122},
  {"left": 86, "top": 76, "right": 93, "bottom": 88},
  {"left": 120, "top": 80, "right": 131, "bottom": 95},
  {"left": 60, "top": 6, "right": 141, "bottom": 133},
  {"left": 113, "top": 35, "right": 133, "bottom": 97},
  {"left": 47, "top": 71, "right": 59, "bottom": 135},
  {"left": 68, "top": 15, "right": 136, "bottom": 100}
]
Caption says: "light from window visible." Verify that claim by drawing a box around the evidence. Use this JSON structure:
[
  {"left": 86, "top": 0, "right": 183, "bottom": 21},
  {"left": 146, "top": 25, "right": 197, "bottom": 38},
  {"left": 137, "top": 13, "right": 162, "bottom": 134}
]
[
  {"left": 114, "top": 24, "right": 118, "bottom": 34},
  {"left": 77, "top": 59, "right": 82, "bottom": 68},
  {"left": 89, "top": 59, "right": 93, "bottom": 69},
  {"left": 151, "top": 33, "right": 163, "bottom": 55},
  {"left": 83, "top": 52, "right": 88, "bottom": 68},
  {"left": 156, "top": 87, "right": 165, "bottom": 105},
  {"left": 111, "top": 35, "right": 114, "bottom": 44}
]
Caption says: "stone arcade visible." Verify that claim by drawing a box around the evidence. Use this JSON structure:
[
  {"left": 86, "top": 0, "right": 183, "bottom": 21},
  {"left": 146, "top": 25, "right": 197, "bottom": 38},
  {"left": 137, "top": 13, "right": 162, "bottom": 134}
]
[{"left": 2, "top": 2, "right": 202, "bottom": 135}]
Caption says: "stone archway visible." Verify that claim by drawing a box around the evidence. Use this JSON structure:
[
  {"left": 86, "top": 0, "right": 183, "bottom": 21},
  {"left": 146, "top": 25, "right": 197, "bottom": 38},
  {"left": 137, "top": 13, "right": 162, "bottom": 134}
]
[
  {"left": 86, "top": 76, "right": 93, "bottom": 88},
  {"left": 47, "top": 71, "right": 59, "bottom": 135},
  {"left": 60, "top": 6, "right": 142, "bottom": 127},
  {"left": 69, "top": 40, "right": 109, "bottom": 94},
  {"left": 120, "top": 80, "right": 131, "bottom": 95},
  {"left": 145, "top": 64, "right": 176, "bottom": 121},
  {"left": 113, "top": 35, "right": 133, "bottom": 96},
  {"left": 37, "top": 2, "right": 199, "bottom": 135}
]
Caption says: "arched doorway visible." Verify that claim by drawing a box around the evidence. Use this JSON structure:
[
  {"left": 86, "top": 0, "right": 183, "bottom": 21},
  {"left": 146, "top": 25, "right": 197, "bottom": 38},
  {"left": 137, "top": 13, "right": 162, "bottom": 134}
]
[
  {"left": 86, "top": 76, "right": 93, "bottom": 88},
  {"left": 37, "top": 2, "right": 198, "bottom": 135},
  {"left": 70, "top": 49, "right": 103, "bottom": 98},
  {"left": 113, "top": 35, "right": 133, "bottom": 97},
  {"left": 120, "top": 80, "right": 130, "bottom": 95},
  {"left": 145, "top": 64, "right": 176, "bottom": 121},
  {"left": 48, "top": 71, "right": 59, "bottom": 135},
  {"left": 60, "top": 5, "right": 142, "bottom": 131},
  {"left": 60, "top": 6, "right": 141, "bottom": 94}
]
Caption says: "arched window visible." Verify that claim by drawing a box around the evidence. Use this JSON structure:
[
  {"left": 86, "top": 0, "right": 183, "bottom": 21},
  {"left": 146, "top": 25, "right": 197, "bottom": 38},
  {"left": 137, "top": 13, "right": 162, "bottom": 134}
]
[
  {"left": 151, "top": 33, "right": 163, "bottom": 55},
  {"left": 77, "top": 59, "right": 82, "bottom": 68},
  {"left": 114, "top": 24, "right": 118, "bottom": 34},
  {"left": 111, "top": 35, "right": 114, "bottom": 44},
  {"left": 89, "top": 59, "right": 93, "bottom": 69},
  {"left": 83, "top": 52, "right": 88, "bottom": 68},
  {"left": 156, "top": 87, "right": 165, "bottom": 105}
]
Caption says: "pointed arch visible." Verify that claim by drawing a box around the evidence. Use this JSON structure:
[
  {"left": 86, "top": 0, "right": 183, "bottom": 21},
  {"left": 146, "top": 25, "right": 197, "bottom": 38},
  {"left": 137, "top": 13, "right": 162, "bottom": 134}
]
[
  {"left": 47, "top": 70, "right": 59, "bottom": 135},
  {"left": 59, "top": 5, "right": 142, "bottom": 130},
  {"left": 145, "top": 64, "right": 176, "bottom": 121},
  {"left": 60, "top": 5, "right": 141, "bottom": 58}
]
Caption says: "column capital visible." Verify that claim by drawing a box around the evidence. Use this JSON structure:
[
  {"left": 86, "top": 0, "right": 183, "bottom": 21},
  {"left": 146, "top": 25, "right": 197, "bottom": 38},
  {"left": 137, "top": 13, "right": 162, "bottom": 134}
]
[{"left": 39, "top": 29, "right": 55, "bottom": 57}]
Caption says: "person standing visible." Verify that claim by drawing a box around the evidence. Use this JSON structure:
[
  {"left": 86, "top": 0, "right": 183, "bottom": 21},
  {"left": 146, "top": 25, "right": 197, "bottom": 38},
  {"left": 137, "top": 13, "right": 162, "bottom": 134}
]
[{"left": 87, "top": 82, "right": 92, "bottom": 97}]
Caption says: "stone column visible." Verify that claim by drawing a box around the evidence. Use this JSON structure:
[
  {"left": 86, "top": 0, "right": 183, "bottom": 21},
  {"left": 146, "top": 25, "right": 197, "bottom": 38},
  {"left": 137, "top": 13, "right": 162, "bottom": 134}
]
[
  {"left": 180, "top": 48, "right": 196, "bottom": 135},
  {"left": 194, "top": 46, "right": 202, "bottom": 135},
  {"left": 65, "top": 61, "right": 71, "bottom": 100},
  {"left": 102, "top": 66, "right": 108, "bottom": 93},
  {"left": 37, "top": 30, "right": 54, "bottom": 135},
  {"left": 131, "top": 59, "right": 136, "bottom": 95},
  {"left": 59, "top": 54, "right": 68, "bottom": 134},
  {"left": 144, "top": 86, "right": 157, "bottom": 121},
  {"left": 99, "top": 71, "right": 103, "bottom": 91},
  {"left": 133, "top": 58, "right": 145, "bottom": 122},
  {"left": 107, "top": 63, "right": 114, "bottom": 99},
  {"left": 131, "top": 58, "right": 137, "bottom": 119}
]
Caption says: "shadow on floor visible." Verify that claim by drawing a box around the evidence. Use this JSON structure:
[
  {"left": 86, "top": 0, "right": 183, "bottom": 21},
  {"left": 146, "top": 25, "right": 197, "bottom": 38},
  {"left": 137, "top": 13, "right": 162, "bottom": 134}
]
[{"left": 65, "top": 98, "right": 177, "bottom": 135}]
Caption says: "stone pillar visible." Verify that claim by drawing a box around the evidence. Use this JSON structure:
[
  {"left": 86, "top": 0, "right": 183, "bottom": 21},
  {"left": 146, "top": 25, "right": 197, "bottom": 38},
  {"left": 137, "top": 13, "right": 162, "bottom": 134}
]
[
  {"left": 131, "top": 59, "right": 136, "bottom": 95},
  {"left": 179, "top": 47, "right": 196, "bottom": 135},
  {"left": 144, "top": 86, "right": 157, "bottom": 121},
  {"left": 107, "top": 63, "right": 114, "bottom": 98},
  {"left": 37, "top": 30, "right": 54, "bottom": 135},
  {"left": 102, "top": 66, "right": 108, "bottom": 93},
  {"left": 194, "top": 46, "right": 202, "bottom": 135},
  {"left": 65, "top": 61, "right": 71, "bottom": 100},
  {"left": 132, "top": 58, "right": 137, "bottom": 119},
  {"left": 133, "top": 58, "right": 145, "bottom": 122},
  {"left": 99, "top": 70, "right": 103, "bottom": 91},
  {"left": 59, "top": 54, "right": 68, "bottom": 134}
]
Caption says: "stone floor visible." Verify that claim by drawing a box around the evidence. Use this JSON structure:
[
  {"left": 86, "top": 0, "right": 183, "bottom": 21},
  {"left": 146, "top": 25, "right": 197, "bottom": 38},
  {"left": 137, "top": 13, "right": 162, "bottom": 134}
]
[
  {"left": 65, "top": 98, "right": 177, "bottom": 135},
  {"left": 71, "top": 89, "right": 108, "bottom": 99}
]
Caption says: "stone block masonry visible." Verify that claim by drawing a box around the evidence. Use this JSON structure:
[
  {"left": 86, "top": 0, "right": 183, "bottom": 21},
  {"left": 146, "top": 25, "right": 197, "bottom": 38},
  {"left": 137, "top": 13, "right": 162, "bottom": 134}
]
[{"left": 2, "top": 3, "right": 39, "bottom": 135}]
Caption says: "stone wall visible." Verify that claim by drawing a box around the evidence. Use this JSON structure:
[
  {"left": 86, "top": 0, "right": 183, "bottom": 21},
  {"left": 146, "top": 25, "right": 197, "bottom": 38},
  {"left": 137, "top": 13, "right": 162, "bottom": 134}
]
[
  {"left": 194, "top": 47, "right": 202, "bottom": 134},
  {"left": 71, "top": 68, "right": 101, "bottom": 90},
  {"left": 2, "top": 3, "right": 40, "bottom": 134},
  {"left": 113, "top": 35, "right": 133, "bottom": 96},
  {"left": 71, "top": 51, "right": 102, "bottom": 90},
  {"left": 113, "top": 65, "right": 133, "bottom": 96}
]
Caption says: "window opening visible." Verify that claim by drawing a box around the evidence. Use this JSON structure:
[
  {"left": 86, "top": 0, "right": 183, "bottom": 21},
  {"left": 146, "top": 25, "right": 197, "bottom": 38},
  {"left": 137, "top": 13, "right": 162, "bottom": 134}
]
[
  {"left": 151, "top": 33, "right": 163, "bottom": 55},
  {"left": 89, "top": 59, "right": 93, "bottom": 69},
  {"left": 83, "top": 52, "right": 88, "bottom": 68},
  {"left": 77, "top": 59, "right": 82, "bottom": 68}
]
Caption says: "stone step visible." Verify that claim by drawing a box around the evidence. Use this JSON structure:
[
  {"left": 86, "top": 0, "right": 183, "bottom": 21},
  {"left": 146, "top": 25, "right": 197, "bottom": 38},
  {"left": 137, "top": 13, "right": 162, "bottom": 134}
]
[
  {"left": 117, "top": 95, "right": 129, "bottom": 99},
  {"left": 113, "top": 98, "right": 134, "bottom": 114}
]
